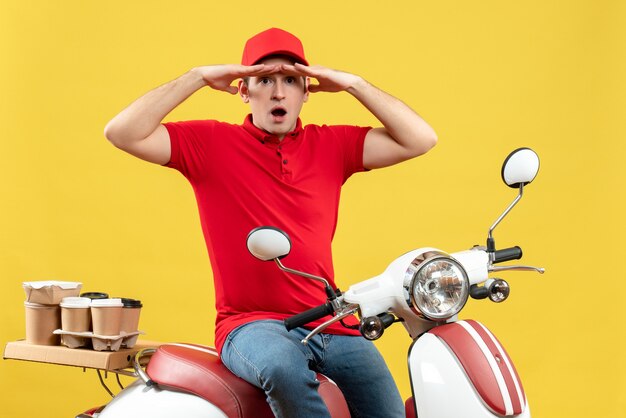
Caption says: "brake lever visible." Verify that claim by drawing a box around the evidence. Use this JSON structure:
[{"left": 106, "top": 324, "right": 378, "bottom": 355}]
[
  {"left": 301, "top": 304, "right": 359, "bottom": 345},
  {"left": 489, "top": 265, "right": 545, "bottom": 274}
]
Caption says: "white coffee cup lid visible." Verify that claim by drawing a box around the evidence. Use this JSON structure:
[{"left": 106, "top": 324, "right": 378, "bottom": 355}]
[
  {"left": 90, "top": 298, "right": 123, "bottom": 308},
  {"left": 60, "top": 297, "right": 92, "bottom": 308}
]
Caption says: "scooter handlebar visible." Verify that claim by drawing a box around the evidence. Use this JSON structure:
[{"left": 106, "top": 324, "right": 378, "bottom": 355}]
[
  {"left": 284, "top": 302, "right": 335, "bottom": 331},
  {"left": 493, "top": 246, "right": 523, "bottom": 263}
]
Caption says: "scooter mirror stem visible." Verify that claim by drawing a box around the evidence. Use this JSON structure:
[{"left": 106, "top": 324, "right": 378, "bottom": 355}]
[
  {"left": 487, "top": 183, "right": 524, "bottom": 254},
  {"left": 274, "top": 258, "right": 337, "bottom": 300}
]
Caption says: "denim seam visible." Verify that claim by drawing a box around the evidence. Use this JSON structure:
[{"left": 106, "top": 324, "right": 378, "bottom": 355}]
[
  {"left": 316, "top": 333, "right": 331, "bottom": 368},
  {"left": 227, "top": 337, "right": 265, "bottom": 388}
]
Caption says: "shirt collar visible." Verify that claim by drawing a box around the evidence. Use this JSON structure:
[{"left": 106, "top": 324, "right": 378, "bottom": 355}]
[{"left": 242, "top": 114, "right": 303, "bottom": 144}]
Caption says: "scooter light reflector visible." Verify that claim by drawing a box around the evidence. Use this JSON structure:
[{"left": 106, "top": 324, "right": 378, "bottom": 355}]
[{"left": 411, "top": 257, "right": 469, "bottom": 320}]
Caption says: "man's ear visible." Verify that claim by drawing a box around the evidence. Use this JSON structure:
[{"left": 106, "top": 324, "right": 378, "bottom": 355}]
[
  {"left": 239, "top": 79, "right": 249, "bottom": 103},
  {"left": 303, "top": 77, "right": 310, "bottom": 103}
]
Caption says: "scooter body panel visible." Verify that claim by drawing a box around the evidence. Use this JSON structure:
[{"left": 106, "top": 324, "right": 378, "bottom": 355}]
[
  {"left": 408, "top": 322, "right": 530, "bottom": 418},
  {"left": 98, "top": 380, "right": 227, "bottom": 418}
]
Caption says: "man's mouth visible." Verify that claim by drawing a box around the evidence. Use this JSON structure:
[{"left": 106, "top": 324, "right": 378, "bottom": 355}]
[{"left": 271, "top": 107, "right": 287, "bottom": 117}]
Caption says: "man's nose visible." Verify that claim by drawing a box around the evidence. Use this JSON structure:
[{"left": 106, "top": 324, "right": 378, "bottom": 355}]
[{"left": 272, "top": 83, "right": 286, "bottom": 100}]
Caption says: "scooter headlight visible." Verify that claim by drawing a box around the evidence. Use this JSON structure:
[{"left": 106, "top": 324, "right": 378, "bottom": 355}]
[{"left": 405, "top": 252, "right": 469, "bottom": 321}]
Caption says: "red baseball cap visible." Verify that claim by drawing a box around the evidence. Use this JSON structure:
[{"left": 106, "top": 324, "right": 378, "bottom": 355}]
[{"left": 241, "top": 28, "right": 308, "bottom": 66}]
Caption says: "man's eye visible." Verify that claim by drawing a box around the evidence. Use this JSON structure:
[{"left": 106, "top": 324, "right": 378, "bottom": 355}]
[{"left": 260, "top": 78, "right": 272, "bottom": 85}]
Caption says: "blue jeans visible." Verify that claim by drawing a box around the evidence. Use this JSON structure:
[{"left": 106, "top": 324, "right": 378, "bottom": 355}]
[{"left": 220, "top": 320, "right": 404, "bottom": 418}]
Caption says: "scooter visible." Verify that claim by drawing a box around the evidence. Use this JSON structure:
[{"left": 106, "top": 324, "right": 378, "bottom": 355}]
[{"left": 84, "top": 147, "right": 543, "bottom": 418}]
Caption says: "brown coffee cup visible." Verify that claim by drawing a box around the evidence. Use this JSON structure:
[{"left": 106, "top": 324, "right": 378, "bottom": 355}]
[
  {"left": 90, "top": 298, "right": 123, "bottom": 336},
  {"left": 24, "top": 302, "right": 61, "bottom": 345},
  {"left": 120, "top": 298, "right": 142, "bottom": 333},
  {"left": 60, "top": 297, "right": 92, "bottom": 332}
]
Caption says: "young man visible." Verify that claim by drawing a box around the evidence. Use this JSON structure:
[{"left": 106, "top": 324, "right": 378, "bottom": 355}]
[{"left": 105, "top": 28, "right": 437, "bottom": 418}]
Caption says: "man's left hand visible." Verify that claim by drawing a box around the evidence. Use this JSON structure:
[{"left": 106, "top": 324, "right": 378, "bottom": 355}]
[{"left": 280, "top": 63, "right": 363, "bottom": 93}]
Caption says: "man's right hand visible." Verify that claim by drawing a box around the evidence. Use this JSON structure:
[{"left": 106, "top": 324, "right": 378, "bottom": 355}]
[{"left": 105, "top": 64, "right": 278, "bottom": 165}]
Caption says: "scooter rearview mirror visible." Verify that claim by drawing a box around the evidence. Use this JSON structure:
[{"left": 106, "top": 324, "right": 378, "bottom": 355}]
[
  {"left": 488, "top": 148, "right": 540, "bottom": 253},
  {"left": 501, "top": 148, "right": 540, "bottom": 188},
  {"left": 247, "top": 226, "right": 339, "bottom": 301},
  {"left": 246, "top": 226, "right": 292, "bottom": 261}
]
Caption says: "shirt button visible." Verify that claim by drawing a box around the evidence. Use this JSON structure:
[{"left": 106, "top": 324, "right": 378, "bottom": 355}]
[{"left": 283, "top": 159, "right": 288, "bottom": 164}]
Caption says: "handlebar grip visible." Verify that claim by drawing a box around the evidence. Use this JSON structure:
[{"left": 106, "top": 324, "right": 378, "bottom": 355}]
[
  {"left": 493, "top": 246, "right": 523, "bottom": 263},
  {"left": 284, "top": 302, "right": 334, "bottom": 331}
]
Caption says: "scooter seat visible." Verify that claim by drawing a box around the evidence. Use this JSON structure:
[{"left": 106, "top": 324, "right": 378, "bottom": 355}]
[{"left": 146, "top": 343, "right": 351, "bottom": 418}]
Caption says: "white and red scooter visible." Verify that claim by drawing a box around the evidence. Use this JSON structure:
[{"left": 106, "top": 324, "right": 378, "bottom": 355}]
[{"left": 85, "top": 147, "right": 543, "bottom": 418}]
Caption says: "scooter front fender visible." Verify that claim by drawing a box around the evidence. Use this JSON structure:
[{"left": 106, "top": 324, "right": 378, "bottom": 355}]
[
  {"left": 98, "top": 379, "right": 227, "bottom": 418},
  {"left": 407, "top": 320, "right": 530, "bottom": 418}
]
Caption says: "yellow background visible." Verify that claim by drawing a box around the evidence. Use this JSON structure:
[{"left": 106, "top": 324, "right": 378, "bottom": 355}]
[{"left": 1, "top": 1, "right": 624, "bottom": 416}]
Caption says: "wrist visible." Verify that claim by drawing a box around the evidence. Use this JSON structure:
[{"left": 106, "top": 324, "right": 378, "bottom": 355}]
[
  {"left": 186, "top": 67, "right": 211, "bottom": 89},
  {"left": 346, "top": 76, "right": 368, "bottom": 95}
]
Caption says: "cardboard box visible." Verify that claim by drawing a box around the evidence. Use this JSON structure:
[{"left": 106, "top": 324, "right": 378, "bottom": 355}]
[
  {"left": 3, "top": 339, "right": 162, "bottom": 371},
  {"left": 23, "top": 281, "right": 82, "bottom": 305}
]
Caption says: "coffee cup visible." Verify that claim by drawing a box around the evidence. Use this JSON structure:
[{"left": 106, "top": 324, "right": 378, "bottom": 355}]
[
  {"left": 90, "top": 298, "right": 123, "bottom": 336},
  {"left": 60, "top": 297, "right": 92, "bottom": 332},
  {"left": 24, "top": 302, "right": 61, "bottom": 345},
  {"left": 120, "top": 298, "right": 142, "bottom": 334}
]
